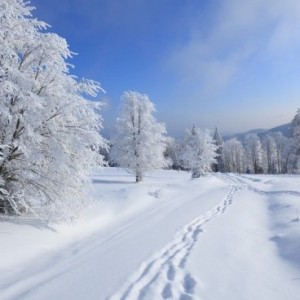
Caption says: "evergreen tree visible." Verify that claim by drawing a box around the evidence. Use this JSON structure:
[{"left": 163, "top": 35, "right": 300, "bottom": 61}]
[{"left": 212, "top": 127, "right": 223, "bottom": 172}]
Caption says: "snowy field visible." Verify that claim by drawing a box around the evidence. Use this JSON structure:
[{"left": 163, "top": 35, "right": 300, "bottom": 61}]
[{"left": 1, "top": 168, "right": 300, "bottom": 300}]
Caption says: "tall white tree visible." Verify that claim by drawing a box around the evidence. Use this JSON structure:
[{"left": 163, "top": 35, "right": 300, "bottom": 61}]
[
  {"left": 291, "top": 109, "right": 300, "bottom": 150},
  {"left": 281, "top": 137, "right": 296, "bottom": 174},
  {"left": 262, "top": 134, "right": 277, "bottom": 174},
  {"left": 222, "top": 138, "right": 244, "bottom": 173},
  {"left": 244, "top": 133, "right": 264, "bottom": 174},
  {"left": 0, "top": 0, "right": 106, "bottom": 221},
  {"left": 110, "top": 91, "right": 168, "bottom": 182},
  {"left": 181, "top": 126, "right": 217, "bottom": 178},
  {"left": 212, "top": 127, "right": 223, "bottom": 172},
  {"left": 164, "top": 136, "right": 181, "bottom": 170},
  {"left": 272, "top": 132, "right": 296, "bottom": 174},
  {"left": 291, "top": 109, "right": 300, "bottom": 171}
]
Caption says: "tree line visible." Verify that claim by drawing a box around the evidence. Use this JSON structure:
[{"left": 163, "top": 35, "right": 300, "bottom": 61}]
[
  {"left": 165, "top": 124, "right": 299, "bottom": 176},
  {"left": 107, "top": 91, "right": 300, "bottom": 181}
]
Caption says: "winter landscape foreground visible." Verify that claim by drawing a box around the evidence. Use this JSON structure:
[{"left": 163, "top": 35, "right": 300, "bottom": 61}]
[{"left": 1, "top": 167, "right": 300, "bottom": 300}]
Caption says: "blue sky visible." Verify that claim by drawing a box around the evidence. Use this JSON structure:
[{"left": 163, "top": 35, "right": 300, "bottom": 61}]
[{"left": 30, "top": 0, "right": 300, "bottom": 137}]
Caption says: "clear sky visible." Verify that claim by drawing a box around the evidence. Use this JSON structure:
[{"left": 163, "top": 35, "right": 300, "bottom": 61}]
[{"left": 30, "top": 0, "right": 300, "bottom": 137}]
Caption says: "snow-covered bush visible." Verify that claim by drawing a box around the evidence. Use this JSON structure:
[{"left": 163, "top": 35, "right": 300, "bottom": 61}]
[
  {"left": 110, "top": 91, "right": 168, "bottom": 182},
  {"left": 0, "top": 0, "right": 106, "bottom": 221}
]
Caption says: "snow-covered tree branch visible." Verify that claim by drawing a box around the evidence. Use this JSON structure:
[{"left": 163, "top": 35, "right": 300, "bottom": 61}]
[
  {"left": 110, "top": 91, "right": 169, "bottom": 182},
  {"left": 181, "top": 126, "right": 217, "bottom": 178},
  {"left": 0, "top": 0, "right": 107, "bottom": 221}
]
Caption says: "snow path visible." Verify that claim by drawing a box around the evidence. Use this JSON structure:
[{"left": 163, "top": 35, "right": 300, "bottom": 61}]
[
  {"left": 187, "top": 174, "right": 300, "bottom": 299},
  {"left": 1, "top": 169, "right": 300, "bottom": 300},
  {"left": 110, "top": 173, "right": 300, "bottom": 300},
  {"left": 0, "top": 170, "right": 232, "bottom": 300},
  {"left": 110, "top": 185, "right": 240, "bottom": 300}
]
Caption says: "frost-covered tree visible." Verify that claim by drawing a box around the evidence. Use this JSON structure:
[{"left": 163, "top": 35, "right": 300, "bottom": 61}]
[
  {"left": 291, "top": 109, "right": 300, "bottom": 152},
  {"left": 164, "top": 137, "right": 187, "bottom": 171},
  {"left": 281, "top": 137, "right": 296, "bottom": 174},
  {"left": 181, "top": 126, "right": 217, "bottom": 178},
  {"left": 262, "top": 134, "right": 277, "bottom": 174},
  {"left": 222, "top": 138, "right": 244, "bottom": 173},
  {"left": 110, "top": 91, "right": 168, "bottom": 182},
  {"left": 244, "top": 133, "right": 264, "bottom": 174},
  {"left": 164, "top": 137, "right": 182, "bottom": 170},
  {"left": 212, "top": 127, "right": 223, "bottom": 172},
  {"left": 291, "top": 109, "right": 300, "bottom": 171},
  {"left": 272, "top": 132, "right": 296, "bottom": 174},
  {"left": 0, "top": 0, "right": 106, "bottom": 220}
]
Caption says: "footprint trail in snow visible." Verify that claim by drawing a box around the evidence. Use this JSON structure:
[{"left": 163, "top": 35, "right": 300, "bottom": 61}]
[{"left": 109, "top": 184, "right": 240, "bottom": 300}]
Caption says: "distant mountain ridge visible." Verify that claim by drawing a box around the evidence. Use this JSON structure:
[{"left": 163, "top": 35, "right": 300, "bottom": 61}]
[
  {"left": 224, "top": 123, "right": 290, "bottom": 141},
  {"left": 268, "top": 123, "right": 290, "bottom": 136}
]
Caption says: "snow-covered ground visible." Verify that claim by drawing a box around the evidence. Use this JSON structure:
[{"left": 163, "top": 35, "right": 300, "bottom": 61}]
[{"left": 1, "top": 168, "right": 300, "bottom": 300}]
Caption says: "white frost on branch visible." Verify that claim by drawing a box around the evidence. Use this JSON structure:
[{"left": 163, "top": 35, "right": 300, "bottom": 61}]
[
  {"left": 110, "top": 91, "right": 169, "bottom": 182},
  {"left": 181, "top": 126, "right": 217, "bottom": 178},
  {"left": 0, "top": 0, "right": 107, "bottom": 221}
]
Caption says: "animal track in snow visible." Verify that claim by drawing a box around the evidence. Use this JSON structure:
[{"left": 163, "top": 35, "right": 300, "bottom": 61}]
[{"left": 109, "top": 185, "right": 240, "bottom": 300}]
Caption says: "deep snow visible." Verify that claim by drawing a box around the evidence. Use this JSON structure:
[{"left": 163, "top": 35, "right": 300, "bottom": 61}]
[{"left": 1, "top": 168, "right": 300, "bottom": 300}]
